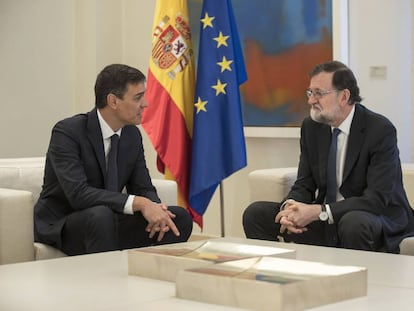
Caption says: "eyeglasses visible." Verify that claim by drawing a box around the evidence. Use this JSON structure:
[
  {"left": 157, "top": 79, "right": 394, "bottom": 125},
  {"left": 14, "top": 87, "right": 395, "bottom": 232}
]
[{"left": 305, "top": 89, "right": 337, "bottom": 99}]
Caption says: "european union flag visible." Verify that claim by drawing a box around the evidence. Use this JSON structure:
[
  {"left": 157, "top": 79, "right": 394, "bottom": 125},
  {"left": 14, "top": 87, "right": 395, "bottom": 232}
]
[{"left": 189, "top": 0, "right": 247, "bottom": 217}]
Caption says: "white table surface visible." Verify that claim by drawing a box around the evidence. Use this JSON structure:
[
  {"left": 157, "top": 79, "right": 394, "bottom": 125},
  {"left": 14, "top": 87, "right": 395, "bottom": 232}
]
[{"left": 1, "top": 237, "right": 414, "bottom": 310}]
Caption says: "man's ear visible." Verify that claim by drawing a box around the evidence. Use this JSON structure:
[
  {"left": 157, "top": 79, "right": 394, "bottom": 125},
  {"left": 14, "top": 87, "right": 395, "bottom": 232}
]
[
  {"left": 341, "top": 89, "right": 351, "bottom": 105},
  {"left": 107, "top": 93, "right": 117, "bottom": 109}
]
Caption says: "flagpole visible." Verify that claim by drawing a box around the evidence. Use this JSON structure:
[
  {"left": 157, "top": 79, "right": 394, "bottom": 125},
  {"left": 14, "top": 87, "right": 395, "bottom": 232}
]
[{"left": 219, "top": 181, "right": 225, "bottom": 237}]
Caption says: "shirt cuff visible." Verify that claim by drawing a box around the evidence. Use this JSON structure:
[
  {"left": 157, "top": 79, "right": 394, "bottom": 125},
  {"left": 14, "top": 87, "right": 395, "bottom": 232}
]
[
  {"left": 123, "top": 195, "right": 134, "bottom": 215},
  {"left": 325, "top": 203, "right": 335, "bottom": 224},
  {"left": 280, "top": 200, "right": 289, "bottom": 211}
]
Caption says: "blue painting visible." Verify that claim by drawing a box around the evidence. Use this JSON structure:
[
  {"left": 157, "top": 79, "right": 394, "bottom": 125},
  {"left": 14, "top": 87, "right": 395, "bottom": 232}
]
[{"left": 188, "top": 0, "right": 333, "bottom": 126}]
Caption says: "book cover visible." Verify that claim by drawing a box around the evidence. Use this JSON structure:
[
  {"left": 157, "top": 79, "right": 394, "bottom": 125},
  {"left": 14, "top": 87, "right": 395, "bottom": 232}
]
[{"left": 176, "top": 256, "right": 367, "bottom": 311}]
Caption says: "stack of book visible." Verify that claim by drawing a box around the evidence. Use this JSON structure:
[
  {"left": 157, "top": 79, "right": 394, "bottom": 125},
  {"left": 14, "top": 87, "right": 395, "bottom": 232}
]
[{"left": 128, "top": 238, "right": 367, "bottom": 309}]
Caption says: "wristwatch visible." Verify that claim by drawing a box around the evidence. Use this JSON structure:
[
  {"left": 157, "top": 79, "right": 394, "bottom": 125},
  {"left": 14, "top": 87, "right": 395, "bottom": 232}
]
[{"left": 319, "top": 204, "right": 329, "bottom": 221}]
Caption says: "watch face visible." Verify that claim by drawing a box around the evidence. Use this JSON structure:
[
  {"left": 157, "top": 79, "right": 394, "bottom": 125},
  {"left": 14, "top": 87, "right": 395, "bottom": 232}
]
[{"left": 319, "top": 212, "right": 328, "bottom": 221}]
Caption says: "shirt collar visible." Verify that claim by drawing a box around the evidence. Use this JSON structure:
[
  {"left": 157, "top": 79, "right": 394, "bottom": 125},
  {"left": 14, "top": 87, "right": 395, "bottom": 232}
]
[
  {"left": 335, "top": 104, "right": 355, "bottom": 136},
  {"left": 97, "top": 109, "right": 122, "bottom": 140}
]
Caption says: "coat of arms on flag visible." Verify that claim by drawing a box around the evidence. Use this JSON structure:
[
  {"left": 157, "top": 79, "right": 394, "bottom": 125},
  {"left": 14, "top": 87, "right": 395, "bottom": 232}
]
[{"left": 151, "top": 14, "right": 193, "bottom": 80}]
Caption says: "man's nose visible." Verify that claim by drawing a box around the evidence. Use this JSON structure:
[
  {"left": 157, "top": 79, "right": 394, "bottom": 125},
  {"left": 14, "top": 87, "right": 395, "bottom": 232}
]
[
  {"left": 307, "top": 96, "right": 317, "bottom": 105},
  {"left": 142, "top": 97, "right": 149, "bottom": 108}
]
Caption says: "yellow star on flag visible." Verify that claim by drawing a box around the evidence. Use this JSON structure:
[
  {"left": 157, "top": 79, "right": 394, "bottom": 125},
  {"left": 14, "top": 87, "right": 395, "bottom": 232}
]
[
  {"left": 200, "top": 12, "right": 215, "bottom": 29},
  {"left": 213, "top": 31, "right": 229, "bottom": 48},
  {"left": 217, "top": 56, "right": 233, "bottom": 73},
  {"left": 194, "top": 97, "right": 208, "bottom": 113},
  {"left": 212, "top": 79, "right": 227, "bottom": 96}
]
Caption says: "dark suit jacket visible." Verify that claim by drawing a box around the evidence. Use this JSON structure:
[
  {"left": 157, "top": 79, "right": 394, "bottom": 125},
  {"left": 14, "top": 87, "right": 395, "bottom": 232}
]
[
  {"left": 34, "top": 109, "right": 160, "bottom": 248},
  {"left": 287, "top": 103, "right": 414, "bottom": 251}
]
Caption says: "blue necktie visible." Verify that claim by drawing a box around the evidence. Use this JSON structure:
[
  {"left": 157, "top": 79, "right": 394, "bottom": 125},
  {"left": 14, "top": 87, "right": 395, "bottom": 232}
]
[
  {"left": 106, "top": 134, "right": 119, "bottom": 191},
  {"left": 326, "top": 128, "right": 340, "bottom": 203}
]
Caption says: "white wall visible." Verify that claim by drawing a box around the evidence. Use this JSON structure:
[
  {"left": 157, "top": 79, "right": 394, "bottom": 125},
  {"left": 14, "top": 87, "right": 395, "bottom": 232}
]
[
  {"left": 0, "top": 0, "right": 412, "bottom": 238},
  {"left": 348, "top": 0, "right": 412, "bottom": 162},
  {"left": 0, "top": 0, "right": 73, "bottom": 157}
]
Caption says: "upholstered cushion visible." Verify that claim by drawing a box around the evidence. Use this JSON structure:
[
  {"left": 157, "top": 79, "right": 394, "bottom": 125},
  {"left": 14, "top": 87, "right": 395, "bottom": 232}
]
[
  {"left": 152, "top": 179, "right": 178, "bottom": 206},
  {"left": 399, "top": 237, "right": 414, "bottom": 255},
  {"left": 402, "top": 163, "right": 414, "bottom": 207},
  {"left": 0, "top": 157, "right": 45, "bottom": 202},
  {"left": 34, "top": 242, "right": 67, "bottom": 260},
  {"left": 248, "top": 167, "right": 297, "bottom": 202}
]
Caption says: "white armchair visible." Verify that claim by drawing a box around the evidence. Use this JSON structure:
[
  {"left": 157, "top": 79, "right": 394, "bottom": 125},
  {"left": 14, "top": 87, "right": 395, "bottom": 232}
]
[
  {"left": 248, "top": 164, "right": 414, "bottom": 255},
  {"left": 0, "top": 157, "right": 178, "bottom": 264}
]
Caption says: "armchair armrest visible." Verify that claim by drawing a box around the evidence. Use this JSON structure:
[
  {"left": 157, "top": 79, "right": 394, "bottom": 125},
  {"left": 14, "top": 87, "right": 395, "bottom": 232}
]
[
  {"left": 248, "top": 168, "right": 297, "bottom": 203},
  {"left": 152, "top": 179, "right": 178, "bottom": 206},
  {"left": 0, "top": 188, "right": 35, "bottom": 264}
]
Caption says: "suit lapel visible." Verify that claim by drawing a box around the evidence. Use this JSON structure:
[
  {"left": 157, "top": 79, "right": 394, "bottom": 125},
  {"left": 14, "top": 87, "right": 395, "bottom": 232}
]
[
  {"left": 343, "top": 104, "right": 366, "bottom": 182},
  {"left": 87, "top": 109, "right": 106, "bottom": 177}
]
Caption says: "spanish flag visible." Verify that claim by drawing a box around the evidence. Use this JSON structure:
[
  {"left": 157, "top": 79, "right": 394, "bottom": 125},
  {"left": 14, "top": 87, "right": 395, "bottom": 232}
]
[{"left": 142, "top": 0, "right": 201, "bottom": 226}]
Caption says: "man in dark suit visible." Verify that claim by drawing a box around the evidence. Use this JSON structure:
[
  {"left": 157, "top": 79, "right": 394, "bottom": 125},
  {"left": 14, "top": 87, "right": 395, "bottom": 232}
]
[
  {"left": 34, "top": 64, "right": 193, "bottom": 255},
  {"left": 243, "top": 61, "right": 414, "bottom": 253}
]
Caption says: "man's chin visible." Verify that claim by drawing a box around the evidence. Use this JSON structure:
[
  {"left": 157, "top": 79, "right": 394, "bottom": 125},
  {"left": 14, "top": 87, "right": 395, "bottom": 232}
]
[
  {"left": 310, "top": 110, "right": 325, "bottom": 124},
  {"left": 134, "top": 116, "right": 142, "bottom": 125}
]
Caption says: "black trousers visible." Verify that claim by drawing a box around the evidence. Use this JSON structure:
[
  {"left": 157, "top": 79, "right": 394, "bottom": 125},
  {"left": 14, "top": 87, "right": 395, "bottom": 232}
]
[
  {"left": 61, "top": 205, "right": 193, "bottom": 256},
  {"left": 242, "top": 201, "right": 386, "bottom": 252}
]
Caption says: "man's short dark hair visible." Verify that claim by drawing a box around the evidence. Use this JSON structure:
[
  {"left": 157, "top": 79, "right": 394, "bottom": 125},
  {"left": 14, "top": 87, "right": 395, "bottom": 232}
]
[
  {"left": 95, "top": 64, "right": 146, "bottom": 108},
  {"left": 310, "top": 60, "right": 362, "bottom": 104}
]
